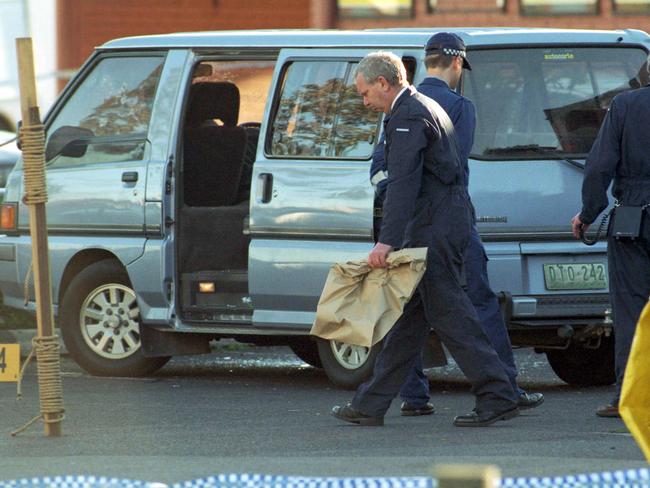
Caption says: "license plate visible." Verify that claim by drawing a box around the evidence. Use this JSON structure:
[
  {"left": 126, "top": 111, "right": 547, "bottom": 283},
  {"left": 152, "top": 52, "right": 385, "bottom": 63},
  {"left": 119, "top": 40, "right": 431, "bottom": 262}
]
[{"left": 543, "top": 263, "right": 607, "bottom": 291}]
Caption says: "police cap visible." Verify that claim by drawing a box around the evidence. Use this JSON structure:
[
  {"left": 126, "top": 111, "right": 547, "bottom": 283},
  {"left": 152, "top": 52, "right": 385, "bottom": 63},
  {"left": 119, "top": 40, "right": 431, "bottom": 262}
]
[{"left": 424, "top": 32, "right": 472, "bottom": 70}]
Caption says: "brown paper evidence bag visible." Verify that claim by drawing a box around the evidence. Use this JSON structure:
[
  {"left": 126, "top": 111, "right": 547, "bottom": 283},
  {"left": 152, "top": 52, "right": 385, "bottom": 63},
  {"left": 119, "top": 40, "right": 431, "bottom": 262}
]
[{"left": 310, "top": 248, "right": 428, "bottom": 348}]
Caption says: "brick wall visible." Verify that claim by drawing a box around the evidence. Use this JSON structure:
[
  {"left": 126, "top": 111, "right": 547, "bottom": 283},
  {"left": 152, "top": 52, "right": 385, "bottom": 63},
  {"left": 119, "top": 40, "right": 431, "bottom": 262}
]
[
  {"left": 57, "top": 0, "right": 314, "bottom": 72},
  {"left": 56, "top": 0, "right": 649, "bottom": 82}
]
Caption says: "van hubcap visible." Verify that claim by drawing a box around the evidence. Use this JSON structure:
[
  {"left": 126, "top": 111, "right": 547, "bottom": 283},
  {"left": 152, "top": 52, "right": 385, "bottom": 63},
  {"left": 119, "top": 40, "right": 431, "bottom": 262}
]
[
  {"left": 79, "top": 283, "right": 141, "bottom": 360},
  {"left": 330, "top": 341, "right": 370, "bottom": 370}
]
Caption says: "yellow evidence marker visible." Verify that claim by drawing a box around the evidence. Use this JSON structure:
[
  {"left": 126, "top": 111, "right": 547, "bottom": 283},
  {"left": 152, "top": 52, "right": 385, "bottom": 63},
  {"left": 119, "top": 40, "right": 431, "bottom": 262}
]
[{"left": 0, "top": 344, "right": 20, "bottom": 382}]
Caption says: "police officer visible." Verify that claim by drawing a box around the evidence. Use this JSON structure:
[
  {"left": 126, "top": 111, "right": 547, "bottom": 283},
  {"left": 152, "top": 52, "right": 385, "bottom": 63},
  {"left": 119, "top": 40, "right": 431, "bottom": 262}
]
[
  {"left": 571, "top": 56, "right": 650, "bottom": 419},
  {"left": 331, "top": 51, "right": 519, "bottom": 427},
  {"left": 371, "top": 32, "right": 544, "bottom": 416}
]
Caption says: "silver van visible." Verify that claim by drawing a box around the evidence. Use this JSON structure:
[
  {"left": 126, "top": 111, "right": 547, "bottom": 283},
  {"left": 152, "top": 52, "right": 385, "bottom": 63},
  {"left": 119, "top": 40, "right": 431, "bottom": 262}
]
[{"left": 0, "top": 28, "right": 648, "bottom": 388}]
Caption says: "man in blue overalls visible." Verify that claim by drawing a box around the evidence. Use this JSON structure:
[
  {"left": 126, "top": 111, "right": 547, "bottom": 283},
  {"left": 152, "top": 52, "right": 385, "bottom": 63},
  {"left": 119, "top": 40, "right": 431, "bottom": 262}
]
[
  {"left": 371, "top": 33, "right": 544, "bottom": 416},
  {"left": 572, "top": 57, "right": 650, "bottom": 418},
  {"left": 332, "top": 51, "right": 519, "bottom": 427}
]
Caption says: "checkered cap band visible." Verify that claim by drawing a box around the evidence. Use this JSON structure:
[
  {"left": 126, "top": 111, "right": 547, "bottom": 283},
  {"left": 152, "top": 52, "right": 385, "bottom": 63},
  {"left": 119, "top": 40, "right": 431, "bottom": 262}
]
[{"left": 442, "top": 48, "right": 466, "bottom": 58}]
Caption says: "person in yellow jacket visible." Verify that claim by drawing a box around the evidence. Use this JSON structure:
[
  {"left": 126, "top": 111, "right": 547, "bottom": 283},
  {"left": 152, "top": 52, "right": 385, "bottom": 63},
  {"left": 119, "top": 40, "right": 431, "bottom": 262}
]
[{"left": 620, "top": 300, "right": 650, "bottom": 461}]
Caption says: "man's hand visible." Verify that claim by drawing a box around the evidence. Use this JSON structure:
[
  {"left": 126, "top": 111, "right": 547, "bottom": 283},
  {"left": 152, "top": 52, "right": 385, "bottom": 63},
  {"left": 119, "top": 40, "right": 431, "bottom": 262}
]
[
  {"left": 367, "top": 242, "right": 393, "bottom": 268},
  {"left": 571, "top": 213, "right": 590, "bottom": 239}
]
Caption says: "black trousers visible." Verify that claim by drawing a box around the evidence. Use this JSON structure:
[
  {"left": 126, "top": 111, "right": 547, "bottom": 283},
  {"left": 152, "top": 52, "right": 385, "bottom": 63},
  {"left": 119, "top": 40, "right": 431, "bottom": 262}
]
[
  {"left": 608, "top": 232, "right": 650, "bottom": 404},
  {"left": 353, "top": 191, "right": 517, "bottom": 417}
]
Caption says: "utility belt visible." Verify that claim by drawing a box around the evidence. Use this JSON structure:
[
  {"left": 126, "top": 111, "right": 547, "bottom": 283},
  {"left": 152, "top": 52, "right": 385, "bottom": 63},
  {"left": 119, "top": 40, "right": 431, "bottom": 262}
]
[{"left": 582, "top": 201, "right": 649, "bottom": 245}]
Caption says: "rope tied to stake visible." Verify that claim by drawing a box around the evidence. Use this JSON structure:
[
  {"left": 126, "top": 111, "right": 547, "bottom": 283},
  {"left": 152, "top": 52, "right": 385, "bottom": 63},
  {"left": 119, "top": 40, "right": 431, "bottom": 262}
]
[
  {"left": 11, "top": 335, "right": 65, "bottom": 437},
  {"left": 23, "top": 260, "right": 33, "bottom": 306},
  {"left": 19, "top": 124, "right": 48, "bottom": 205}
]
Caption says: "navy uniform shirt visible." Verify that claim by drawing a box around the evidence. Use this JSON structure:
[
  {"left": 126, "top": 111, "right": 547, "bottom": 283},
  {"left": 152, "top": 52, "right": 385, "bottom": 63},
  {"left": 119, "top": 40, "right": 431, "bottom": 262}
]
[
  {"left": 378, "top": 86, "right": 462, "bottom": 248},
  {"left": 371, "top": 77, "right": 476, "bottom": 200},
  {"left": 580, "top": 84, "right": 650, "bottom": 224}
]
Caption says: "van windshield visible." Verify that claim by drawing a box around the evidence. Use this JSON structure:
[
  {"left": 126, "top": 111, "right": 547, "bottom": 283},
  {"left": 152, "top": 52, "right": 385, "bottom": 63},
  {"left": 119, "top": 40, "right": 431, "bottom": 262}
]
[{"left": 464, "top": 47, "right": 649, "bottom": 159}]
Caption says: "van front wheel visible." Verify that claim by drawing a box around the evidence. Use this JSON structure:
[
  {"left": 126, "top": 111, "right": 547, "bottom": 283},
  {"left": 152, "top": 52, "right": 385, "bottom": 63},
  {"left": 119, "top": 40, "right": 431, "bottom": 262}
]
[
  {"left": 545, "top": 336, "right": 615, "bottom": 387},
  {"left": 317, "top": 339, "right": 381, "bottom": 389},
  {"left": 60, "top": 260, "right": 170, "bottom": 376}
]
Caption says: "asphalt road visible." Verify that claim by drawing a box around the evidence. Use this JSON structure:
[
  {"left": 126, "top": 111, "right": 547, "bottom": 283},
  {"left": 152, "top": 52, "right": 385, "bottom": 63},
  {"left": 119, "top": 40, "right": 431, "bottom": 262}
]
[{"left": 0, "top": 345, "right": 646, "bottom": 484}]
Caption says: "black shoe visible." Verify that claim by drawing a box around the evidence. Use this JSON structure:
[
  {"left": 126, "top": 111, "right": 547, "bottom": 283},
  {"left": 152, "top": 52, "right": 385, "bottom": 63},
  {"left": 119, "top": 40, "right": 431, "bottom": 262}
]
[
  {"left": 517, "top": 392, "right": 544, "bottom": 410},
  {"left": 331, "top": 403, "right": 384, "bottom": 426},
  {"left": 453, "top": 406, "right": 520, "bottom": 427},
  {"left": 400, "top": 401, "right": 435, "bottom": 416},
  {"left": 596, "top": 404, "right": 620, "bottom": 418}
]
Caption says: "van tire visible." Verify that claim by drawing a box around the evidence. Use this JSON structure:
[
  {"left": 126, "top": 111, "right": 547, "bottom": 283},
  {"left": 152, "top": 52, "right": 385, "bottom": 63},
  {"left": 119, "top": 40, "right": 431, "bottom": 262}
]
[
  {"left": 60, "top": 260, "right": 170, "bottom": 377},
  {"left": 317, "top": 339, "right": 381, "bottom": 389},
  {"left": 288, "top": 339, "right": 323, "bottom": 368},
  {"left": 545, "top": 336, "right": 615, "bottom": 387}
]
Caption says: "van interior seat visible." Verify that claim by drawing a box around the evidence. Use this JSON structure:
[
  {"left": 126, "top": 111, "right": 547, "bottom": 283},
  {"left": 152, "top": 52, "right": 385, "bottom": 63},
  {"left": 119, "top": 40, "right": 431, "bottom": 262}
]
[
  {"left": 184, "top": 81, "right": 247, "bottom": 207},
  {"left": 180, "top": 81, "right": 251, "bottom": 273}
]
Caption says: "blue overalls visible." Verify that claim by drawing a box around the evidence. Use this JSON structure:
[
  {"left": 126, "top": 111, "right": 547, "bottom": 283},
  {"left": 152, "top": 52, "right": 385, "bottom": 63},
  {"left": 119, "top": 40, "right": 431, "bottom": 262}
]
[
  {"left": 371, "top": 77, "right": 523, "bottom": 407},
  {"left": 352, "top": 86, "right": 516, "bottom": 417},
  {"left": 579, "top": 84, "right": 650, "bottom": 406}
]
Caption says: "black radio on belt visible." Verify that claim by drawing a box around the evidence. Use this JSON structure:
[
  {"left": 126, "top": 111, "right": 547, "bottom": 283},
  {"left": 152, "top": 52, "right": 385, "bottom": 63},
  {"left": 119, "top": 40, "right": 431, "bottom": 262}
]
[{"left": 608, "top": 205, "right": 648, "bottom": 240}]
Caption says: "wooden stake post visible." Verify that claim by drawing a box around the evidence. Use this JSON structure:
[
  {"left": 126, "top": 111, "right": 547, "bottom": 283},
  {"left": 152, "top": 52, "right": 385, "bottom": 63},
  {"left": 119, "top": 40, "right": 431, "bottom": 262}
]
[{"left": 15, "top": 37, "right": 63, "bottom": 437}]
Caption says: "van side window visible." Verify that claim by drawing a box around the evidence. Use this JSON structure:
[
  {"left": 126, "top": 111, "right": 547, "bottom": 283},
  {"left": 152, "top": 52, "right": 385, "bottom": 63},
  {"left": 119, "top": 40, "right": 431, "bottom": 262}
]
[
  {"left": 268, "top": 61, "right": 380, "bottom": 159},
  {"left": 45, "top": 56, "right": 164, "bottom": 167},
  {"left": 464, "top": 47, "right": 648, "bottom": 159}
]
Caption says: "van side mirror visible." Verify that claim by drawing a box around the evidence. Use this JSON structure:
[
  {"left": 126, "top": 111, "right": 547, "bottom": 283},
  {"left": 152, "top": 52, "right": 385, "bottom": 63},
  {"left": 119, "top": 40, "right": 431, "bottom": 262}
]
[{"left": 45, "top": 125, "right": 94, "bottom": 161}]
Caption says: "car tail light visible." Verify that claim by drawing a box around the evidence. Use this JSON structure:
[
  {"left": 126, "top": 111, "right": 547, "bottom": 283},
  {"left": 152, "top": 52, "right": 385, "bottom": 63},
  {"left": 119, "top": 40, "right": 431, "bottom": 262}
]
[{"left": 0, "top": 203, "right": 17, "bottom": 231}]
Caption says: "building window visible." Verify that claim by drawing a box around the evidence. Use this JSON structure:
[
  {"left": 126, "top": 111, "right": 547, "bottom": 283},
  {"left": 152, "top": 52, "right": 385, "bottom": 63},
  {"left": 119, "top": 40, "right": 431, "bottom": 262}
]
[
  {"left": 520, "top": 0, "right": 598, "bottom": 15},
  {"left": 613, "top": 0, "right": 650, "bottom": 13},
  {"left": 428, "top": 0, "right": 505, "bottom": 12},
  {"left": 337, "top": 0, "right": 413, "bottom": 19}
]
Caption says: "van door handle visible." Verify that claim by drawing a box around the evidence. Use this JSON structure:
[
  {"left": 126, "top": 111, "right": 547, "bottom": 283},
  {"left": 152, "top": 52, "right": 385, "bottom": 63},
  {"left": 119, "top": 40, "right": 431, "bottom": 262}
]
[
  {"left": 259, "top": 173, "right": 273, "bottom": 203},
  {"left": 122, "top": 171, "right": 138, "bottom": 183}
]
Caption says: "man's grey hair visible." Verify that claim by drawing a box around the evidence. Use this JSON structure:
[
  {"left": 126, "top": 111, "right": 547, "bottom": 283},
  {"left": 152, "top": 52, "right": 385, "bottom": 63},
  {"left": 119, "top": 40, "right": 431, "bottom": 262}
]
[{"left": 355, "top": 51, "right": 407, "bottom": 87}]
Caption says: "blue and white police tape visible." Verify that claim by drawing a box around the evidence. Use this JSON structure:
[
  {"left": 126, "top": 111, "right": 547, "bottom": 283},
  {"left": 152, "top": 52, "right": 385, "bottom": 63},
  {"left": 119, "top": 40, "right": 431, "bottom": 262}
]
[
  {"left": 174, "top": 475, "right": 429, "bottom": 488},
  {"left": 0, "top": 476, "right": 164, "bottom": 488},
  {"left": 2, "top": 469, "right": 650, "bottom": 488},
  {"left": 501, "top": 468, "right": 650, "bottom": 487}
]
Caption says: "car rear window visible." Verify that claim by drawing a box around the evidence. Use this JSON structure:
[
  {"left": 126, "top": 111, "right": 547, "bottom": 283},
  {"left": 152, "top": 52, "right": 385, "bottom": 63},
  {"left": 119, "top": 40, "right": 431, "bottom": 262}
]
[{"left": 464, "top": 47, "right": 649, "bottom": 159}]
